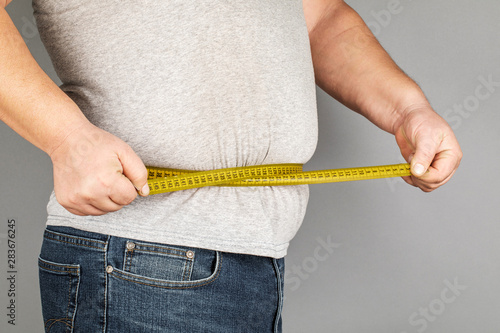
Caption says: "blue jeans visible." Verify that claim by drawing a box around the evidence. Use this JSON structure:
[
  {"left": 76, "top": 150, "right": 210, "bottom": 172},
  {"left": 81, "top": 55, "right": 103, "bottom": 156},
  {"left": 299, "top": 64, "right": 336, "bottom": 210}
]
[{"left": 38, "top": 226, "right": 284, "bottom": 332}]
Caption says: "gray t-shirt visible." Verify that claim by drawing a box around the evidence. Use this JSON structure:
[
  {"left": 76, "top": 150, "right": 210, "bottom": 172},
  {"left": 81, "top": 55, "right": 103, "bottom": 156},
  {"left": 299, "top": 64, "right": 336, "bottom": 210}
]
[{"left": 34, "top": 0, "right": 318, "bottom": 258}]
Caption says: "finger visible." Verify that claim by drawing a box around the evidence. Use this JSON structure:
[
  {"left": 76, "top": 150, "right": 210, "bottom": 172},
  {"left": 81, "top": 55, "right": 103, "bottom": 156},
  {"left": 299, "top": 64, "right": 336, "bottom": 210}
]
[
  {"left": 408, "top": 147, "right": 460, "bottom": 190},
  {"left": 109, "top": 174, "right": 139, "bottom": 206},
  {"left": 422, "top": 149, "right": 461, "bottom": 183},
  {"left": 118, "top": 146, "right": 149, "bottom": 196},
  {"left": 401, "top": 175, "right": 415, "bottom": 187},
  {"left": 66, "top": 207, "right": 87, "bottom": 216},
  {"left": 410, "top": 134, "right": 439, "bottom": 178},
  {"left": 66, "top": 205, "right": 108, "bottom": 216},
  {"left": 411, "top": 166, "right": 458, "bottom": 192},
  {"left": 88, "top": 196, "right": 124, "bottom": 213}
]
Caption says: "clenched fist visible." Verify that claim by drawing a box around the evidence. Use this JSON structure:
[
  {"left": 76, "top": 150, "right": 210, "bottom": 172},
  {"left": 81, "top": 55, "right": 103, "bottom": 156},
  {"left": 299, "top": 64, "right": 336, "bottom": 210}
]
[{"left": 49, "top": 122, "right": 149, "bottom": 216}]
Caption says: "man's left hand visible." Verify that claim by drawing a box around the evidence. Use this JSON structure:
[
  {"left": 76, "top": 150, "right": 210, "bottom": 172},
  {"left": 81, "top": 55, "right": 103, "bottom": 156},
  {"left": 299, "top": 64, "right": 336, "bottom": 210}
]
[{"left": 395, "top": 106, "right": 462, "bottom": 192}]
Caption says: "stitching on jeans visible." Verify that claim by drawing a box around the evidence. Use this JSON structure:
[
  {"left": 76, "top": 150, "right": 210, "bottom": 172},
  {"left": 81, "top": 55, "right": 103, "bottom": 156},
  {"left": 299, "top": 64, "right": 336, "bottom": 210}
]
[
  {"left": 38, "top": 258, "right": 80, "bottom": 270},
  {"left": 182, "top": 252, "right": 194, "bottom": 281},
  {"left": 45, "top": 229, "right": 107, "bottom": 245},
  {"left": 66, "top": 274, "right": 72, "bottom": 325},
  {"left": 72, "top": 271, "right": 81, "bottom": 333},
  {"left": 182, "top": 257, "right": 194, "bottom": 281},
  {"left": 45, "top": 229, "right": 106, "bottom": 246},
  {"left": 45, "top": 318, "right": 72, "bottom": 331},
  {"left": 44, "top": 234, "right": 104, "bottom": 250},
  {"left": 39, "top": 265, "right": 79, "bottom": 274},
  {"left": 135, "top": 243, "right": 188, "bottom": 254},
  {"left": 125, "top": 248, "right": 134, "bottom": 272},
  {"left": 272, "top": 258, "right": 283, "bottom": 333},
  {"left": 103, "top": 235, "right": 110, "bottom": 333},
  {"left": 182, "top": 259, "right": 188, "bottom": 281},
  {"left": 133, "top": 249, "right": 188, "bottom": 258},
  {"left": 38, "top": 258, "right": 80, "bottom": 274},
  {"left": 132, "top": 243, "right": 189, "bottom": 257},
  {"left": 109, "top": 253, "right": 222, "bottom": 289}
]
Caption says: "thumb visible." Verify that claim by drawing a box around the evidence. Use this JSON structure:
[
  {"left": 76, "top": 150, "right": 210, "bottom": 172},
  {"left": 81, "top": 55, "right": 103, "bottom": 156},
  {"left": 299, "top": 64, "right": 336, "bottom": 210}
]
[
  {"left": 118, "top": 145, "right": 149, "bottom": 196},
  {"left": 410, "top": 136, "right": 438, "bottom": 177}
]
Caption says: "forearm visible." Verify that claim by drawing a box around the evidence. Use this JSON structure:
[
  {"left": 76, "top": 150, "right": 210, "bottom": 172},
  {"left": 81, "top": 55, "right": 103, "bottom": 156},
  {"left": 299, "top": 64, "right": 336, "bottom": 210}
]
[
  {"left": 0, "top": 7, "right": 89, "bottom": 155},
  {"left": 309, "top": 3, "right": 429, "bottom": 134}
]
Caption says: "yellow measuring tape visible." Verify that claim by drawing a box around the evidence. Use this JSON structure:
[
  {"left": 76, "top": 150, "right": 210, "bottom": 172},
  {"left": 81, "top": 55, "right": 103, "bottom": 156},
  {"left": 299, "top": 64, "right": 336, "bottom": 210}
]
[{"left": 146, "top": 163, "right": 411, "bottom": 195}]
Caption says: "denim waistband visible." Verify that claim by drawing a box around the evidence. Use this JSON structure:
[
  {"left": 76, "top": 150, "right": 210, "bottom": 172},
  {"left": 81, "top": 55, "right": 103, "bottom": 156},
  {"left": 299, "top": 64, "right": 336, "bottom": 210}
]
[{"left": 45, "top": 226, "right": 108, "bottom": 250}]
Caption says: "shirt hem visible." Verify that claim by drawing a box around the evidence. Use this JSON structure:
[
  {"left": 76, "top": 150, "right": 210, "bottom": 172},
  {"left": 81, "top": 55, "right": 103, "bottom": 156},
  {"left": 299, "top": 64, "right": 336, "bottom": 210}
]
[{"left": 46, "top": 216, "right": 289, "bottom": 259}]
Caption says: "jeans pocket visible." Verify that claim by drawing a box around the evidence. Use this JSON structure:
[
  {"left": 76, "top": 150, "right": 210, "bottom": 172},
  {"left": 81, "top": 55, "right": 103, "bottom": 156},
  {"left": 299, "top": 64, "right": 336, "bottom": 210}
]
[
  {"left": 110, "top": 241, "right": 221, "bottom": 289},
  {"left": 38, "top": 257, "right": 80, "bottom": 333}
]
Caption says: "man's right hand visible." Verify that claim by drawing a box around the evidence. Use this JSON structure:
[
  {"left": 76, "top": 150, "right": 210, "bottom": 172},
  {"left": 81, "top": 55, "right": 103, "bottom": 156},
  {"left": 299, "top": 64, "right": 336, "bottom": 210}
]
[{"left": 49, "top": 122, "right": 149, "bottom": 216}]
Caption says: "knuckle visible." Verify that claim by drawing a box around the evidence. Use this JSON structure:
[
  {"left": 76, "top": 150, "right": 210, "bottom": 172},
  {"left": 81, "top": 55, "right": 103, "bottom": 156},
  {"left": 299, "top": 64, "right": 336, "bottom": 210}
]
[
  {"left": 80, "top": 191, "right": 94, "bottom": 202},
  {"left": 96, "top": 173, "right": 113, "bottom": 189},
  {"left": 119, "top": 186, "right": 138, "bottom": 203},
  {"left": 64, "top": 193, "right": 80, "bottom": 206},
  {"left": 124, "top": 192, "right": 137, "bottom": 205}
]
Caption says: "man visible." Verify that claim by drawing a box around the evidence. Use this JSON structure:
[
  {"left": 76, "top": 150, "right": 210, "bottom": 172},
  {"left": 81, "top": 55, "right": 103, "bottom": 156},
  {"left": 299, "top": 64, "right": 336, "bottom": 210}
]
[{"left": 0, "top": 0, "right": 461, "bottom": 332}]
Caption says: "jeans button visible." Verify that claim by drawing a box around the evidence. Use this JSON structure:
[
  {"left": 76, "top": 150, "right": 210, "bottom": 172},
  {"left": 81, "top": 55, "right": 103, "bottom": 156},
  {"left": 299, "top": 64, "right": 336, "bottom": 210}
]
[
  {"left": 106, "top": 265, "right": 114, "bottom": 273},
  {"left": 126, "top": 241, "right": 136, "bottom": 250},
  {"left": 186, "top": 250, "right": 194, "bottom": 259}
]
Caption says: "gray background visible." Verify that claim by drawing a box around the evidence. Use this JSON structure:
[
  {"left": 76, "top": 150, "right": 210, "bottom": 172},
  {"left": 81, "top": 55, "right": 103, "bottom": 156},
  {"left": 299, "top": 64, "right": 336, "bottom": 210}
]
[{"left": 0, "top": 0, "right": 498, "bottom": 332}]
